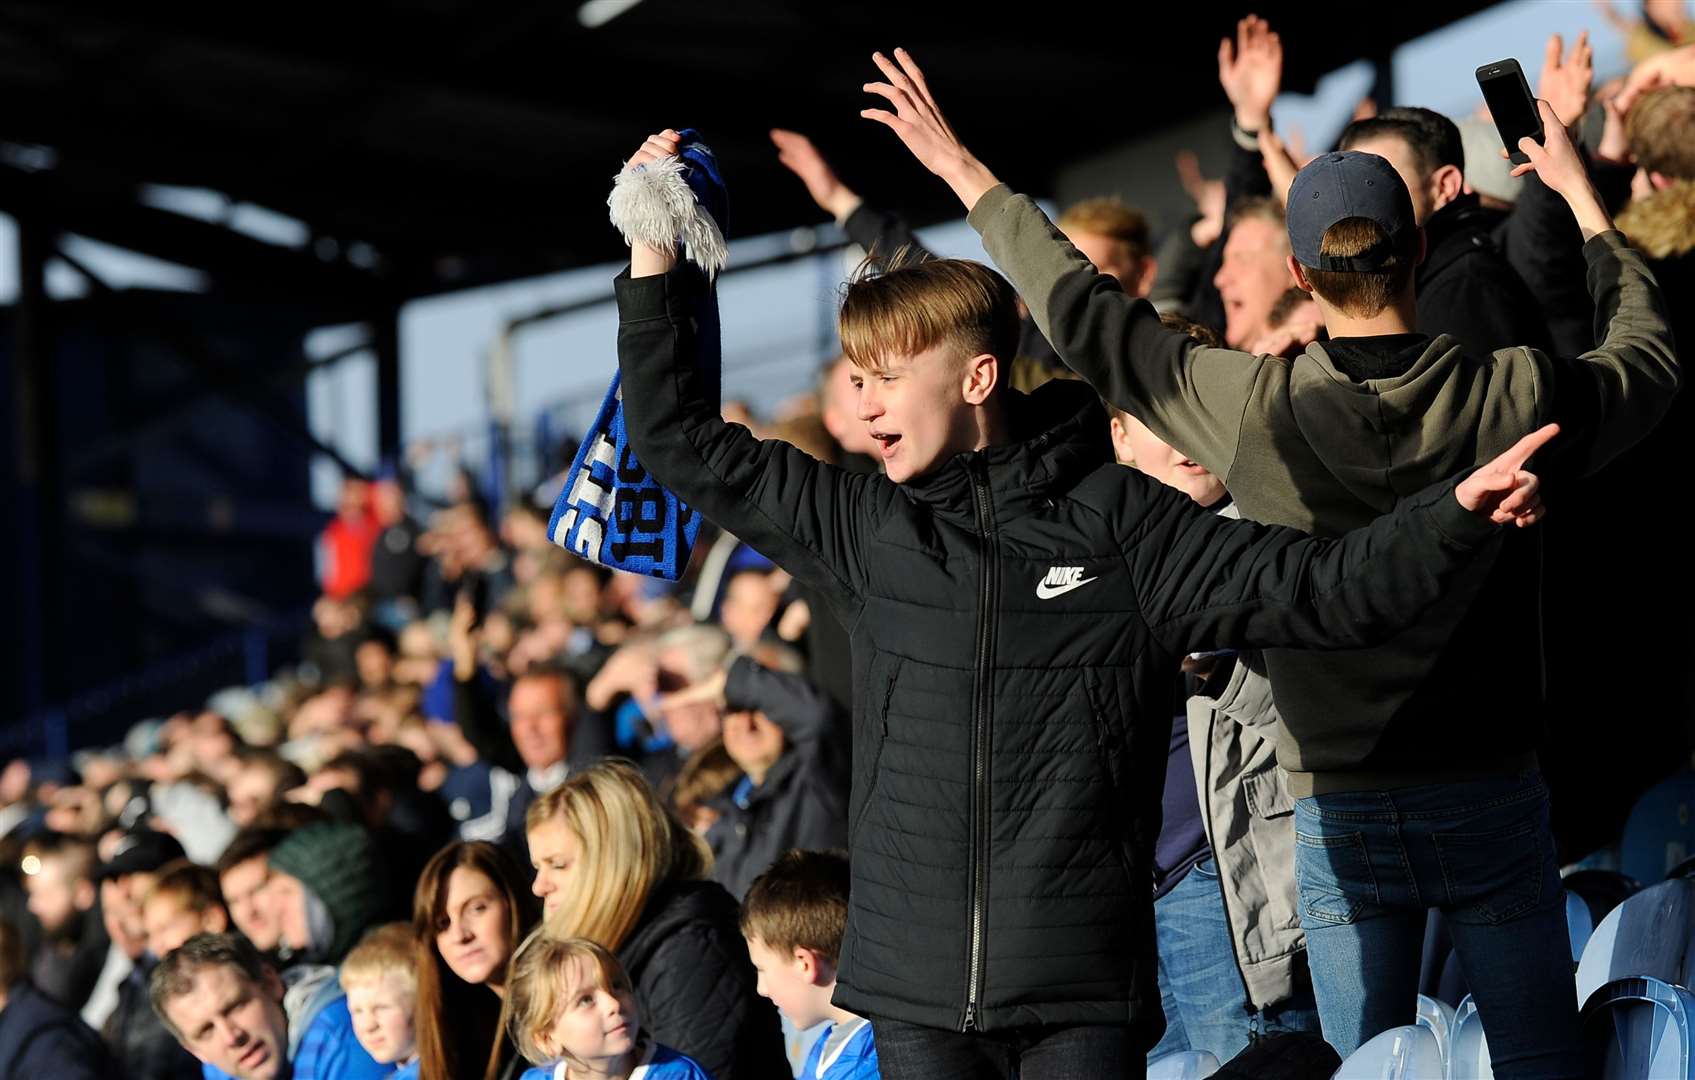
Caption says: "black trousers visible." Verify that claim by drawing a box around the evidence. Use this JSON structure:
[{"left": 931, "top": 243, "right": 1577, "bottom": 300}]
[{"left": 872, "top": 1016, "right": 1147, "bottom": 1080}]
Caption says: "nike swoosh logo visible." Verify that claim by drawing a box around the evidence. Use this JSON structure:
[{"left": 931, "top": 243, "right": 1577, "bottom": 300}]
[{"left": 1035, "top": 576, "right": 1098, "bottom": 600}]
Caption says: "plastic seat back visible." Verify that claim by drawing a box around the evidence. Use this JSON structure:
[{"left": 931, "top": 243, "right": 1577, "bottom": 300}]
[
  {"left": 1621, "top": 771, "right": 1695, "bottom": 884},
  {"left": 1567, "top": 888, "right": 1596, "bottom": 962},
  {"left": 1576, "top": 879, "right": 1695, "bottom": 1008},
  {"left": 1331, "top": 1024, "right": 1443, "bottom": 1080},
  {"left": 1449, "top": 995, "right": 1494, "bottom": 1080},
  {"left": 1147, "top": 1050, "right": 1221, "bottom": 1079},
  {"left": 1418, "top": 994, "right": 1457, "bottom": 1065},
  {"left": 1580, "top": 976, "right": 1695, "bottom": 1079}
]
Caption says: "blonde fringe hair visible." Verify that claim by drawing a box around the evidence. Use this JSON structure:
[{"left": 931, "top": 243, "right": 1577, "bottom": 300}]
[
  {"left": 504, "top": 931, "right": 633, "bottom": 1065},
  {"left": 339, "top": 922, "right": 417, "bottom": 998},
  {"left": 837, "top": 257, "right": 1022, "bottom": 378},
  {"left": 526, "top": 760, "right": 710, "bottom": 950},
  {"left": 1056, "top": 197, "right": 1152, "bottom": 263}
]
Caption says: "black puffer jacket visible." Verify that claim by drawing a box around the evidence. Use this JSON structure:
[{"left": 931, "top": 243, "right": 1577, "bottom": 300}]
[
  {"left": 1417, "top": 193, "right": 1552, "bottom": 357},
  {"left": 617, "top": 880, "right": 786, "bottom": 1080},
  {"left": 616, "top": 264, "right": 1501, "bottom": 1041}
]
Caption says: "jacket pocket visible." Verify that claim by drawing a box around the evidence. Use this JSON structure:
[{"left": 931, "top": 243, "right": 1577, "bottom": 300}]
[
  {"left": 1294, "top": 829, "right": 1377, "bottom": 925},
  {"left": 1243, "top": 764, "right": 1294, "bottom": 820},
  {"left": 1431, "top": 795, "right": 1554, "bottom": 925},
  {"left": 848, "top": 653, "right": 902, "bottom": 839}
]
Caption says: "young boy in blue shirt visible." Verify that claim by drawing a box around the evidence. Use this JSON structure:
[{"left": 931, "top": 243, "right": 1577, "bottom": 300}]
[{"left": 742, "top": 852, "right": 877, "bottom": 1080}]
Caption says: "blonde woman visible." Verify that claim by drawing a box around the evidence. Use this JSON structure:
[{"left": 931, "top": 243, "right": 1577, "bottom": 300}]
[{"left": 524, "top": 761, "right": 784, "bottom": 1080}]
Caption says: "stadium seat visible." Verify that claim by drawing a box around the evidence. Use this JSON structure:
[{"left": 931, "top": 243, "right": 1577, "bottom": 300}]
[
  {"left": 1418, "top": 993, "right": 1457, "bottom": 1064},
  {"left": 1580, "top": 976, "right": 1695, "bottom": 1079},
  {"left": 1576, "top": 878, "right": 1695, "bottom": 1009},
  {"left": 1331, "top": 1024, "right": 1443, "bottom": 1080},
  {"left": 1621, "top": 771, "right": 1695, "bottom": 885},
  {"left": 1147, "top": 1050, "right": 1221, "bottom": 1079},
  {"left": 1563, "top": 868, "right": 1643, "bottom": 927},
  {"left": 1567, "top": 888, "right": 1596, "bottom": 962},
  {"left": 1449, "top": 995, "right": 1494, "bottom": 1080}
]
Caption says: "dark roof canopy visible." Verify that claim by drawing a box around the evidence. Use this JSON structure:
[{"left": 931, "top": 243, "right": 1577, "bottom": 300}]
[{"left": 0, "top": 2, "right": 1488, "bottom": 302}]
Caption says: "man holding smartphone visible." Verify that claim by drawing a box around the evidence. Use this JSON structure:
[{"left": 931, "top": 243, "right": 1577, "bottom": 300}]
[{"left": 869, "top": 46, "right": 1676, "bottom": 1079}]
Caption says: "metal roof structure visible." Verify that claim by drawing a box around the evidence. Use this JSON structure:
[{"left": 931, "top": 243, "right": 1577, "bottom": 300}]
[{"left": 1, "top": 1, "right": 1492, "bottom": 741}]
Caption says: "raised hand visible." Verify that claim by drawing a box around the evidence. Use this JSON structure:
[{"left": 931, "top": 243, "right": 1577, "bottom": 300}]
[
  {"left": 1218, "top": 14, "right": 1282, "bottom": 132},
  {"left": 1258, "top": 128, "right": 1300, "bottom": 207},
  {"left": 625, "top": 128, "right": 680, "bottom": 172},
  {"left": 770, "top": 129, "right": 862, "bottom": 220},
  {"left": 860, "top": 47, "right": 1002, "bottom": 210},
  {"left": 624, "top": 129, "right": 683, "bottom": 276},
  {"left": 1505, "top": 99, "right": 1612, "bottom": 238},
  {"left": 1596, "top": 69, "right": 1668, "bottom": 163},
  {"left": 656, "top": 664, "right": 728, "bottom": 714},
  {"left": 1176, "top": 149, "right": 1226, "bottom": 246},
  {"left": 1455, "top": 424, "right": 1559, "bottom": 527},
  {"left": 586, "top": 640, "right": 660, "bottom": 711},
  {"left": 1538, "top": 30, "right": 1595, "bottom": 128}
]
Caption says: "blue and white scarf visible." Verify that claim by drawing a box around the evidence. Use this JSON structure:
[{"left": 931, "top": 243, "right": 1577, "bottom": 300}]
[{"left": 547, "top": 129, "right": 727, "bottom": 579}]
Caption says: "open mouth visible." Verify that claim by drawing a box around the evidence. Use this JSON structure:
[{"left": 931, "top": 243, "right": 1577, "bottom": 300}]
[
  {"left": 1176, "top": 459, "right": 1208, "bottom": 474},
  {"left": 870, "top": 431, "right": 901, "bottom": 457}
]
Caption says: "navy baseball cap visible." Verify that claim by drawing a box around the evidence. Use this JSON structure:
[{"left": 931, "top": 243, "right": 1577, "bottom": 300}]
[{"left": 1287, "top": 151, "right": 1416, "bottom": 272}]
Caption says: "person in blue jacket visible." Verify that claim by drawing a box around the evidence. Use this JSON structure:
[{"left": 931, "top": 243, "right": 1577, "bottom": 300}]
[{"left": 149, "top": 933, "right": 387, "bottom": 1080}]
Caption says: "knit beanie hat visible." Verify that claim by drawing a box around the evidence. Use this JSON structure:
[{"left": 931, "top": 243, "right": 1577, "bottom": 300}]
[{"left": 267, "top": 822, "right": 385, "bottom": 964}]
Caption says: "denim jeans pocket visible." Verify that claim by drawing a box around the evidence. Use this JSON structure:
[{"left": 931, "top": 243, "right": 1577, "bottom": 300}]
[
  {"left": 1431, "top": 804, "right": 1551, "bottom": 925},
  {"left": 1294, "top": 830, "right": 1376, "bottom": 926}
]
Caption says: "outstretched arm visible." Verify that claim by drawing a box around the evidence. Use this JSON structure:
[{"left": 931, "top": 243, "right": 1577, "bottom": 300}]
[
  {"left": 1504, "top": 103, "right": 1680, "bottom": 476},
  {"left": 619, "top": 131, "right": 878, "bottom": 620},
  {"left": 1135, "top": 426, "right": 1557, "bottom": 656},
  {"left": 859, "top": 50, "right": 1259, "bottom": 479},
  {"left": 770, "top": 128, "right": 935, "bottom": 266}
]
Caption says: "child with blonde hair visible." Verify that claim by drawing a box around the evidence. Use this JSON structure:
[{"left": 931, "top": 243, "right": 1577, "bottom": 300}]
[
  {"left": 340, "top": 923, "right": 420, "bottom": 1079},
  {"left": 509, "top": 933, "right": 710, "bottom": 1080}
]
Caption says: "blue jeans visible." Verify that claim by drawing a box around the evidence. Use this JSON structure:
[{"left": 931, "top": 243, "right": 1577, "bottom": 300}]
[
  {"left": 872, "top": 1017, "right": 1145, "bottom": 1080},
  {"left": 1148, "top": 857, "right": 1322, "bottom": 1064},
  {"left": 1293, "top": 771, "right": 1581, "bottom": 1079}
]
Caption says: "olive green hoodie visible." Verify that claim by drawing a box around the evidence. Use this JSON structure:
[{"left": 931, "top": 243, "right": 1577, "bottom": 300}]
[{"left": 969, "top": 183, "right": 1678, "bottom": 795}]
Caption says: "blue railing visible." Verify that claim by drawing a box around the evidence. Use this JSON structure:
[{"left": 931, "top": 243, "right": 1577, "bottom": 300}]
[{"left": 8, "top": 610, "right": 309, "bottom": 761}]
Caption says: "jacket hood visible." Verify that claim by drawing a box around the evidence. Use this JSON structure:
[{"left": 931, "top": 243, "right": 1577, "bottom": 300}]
[
  {"left": 901, "top": 377, "right": 1111, "bottom": 522},
  {"left": 1291, "top": 333, "right": 1536, "bottom": 513}
]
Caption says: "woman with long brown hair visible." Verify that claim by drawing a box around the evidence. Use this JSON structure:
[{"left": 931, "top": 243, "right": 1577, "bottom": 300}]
[
  {"left": 524, "top": 760, "right": 785, "bottom": 1080},
  {"left": 413, "top": 840, "right": 539, "bottom": 1080}
]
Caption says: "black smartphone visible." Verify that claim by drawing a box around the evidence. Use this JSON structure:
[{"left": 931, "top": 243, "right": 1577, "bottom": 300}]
[{"left": 1476, "top": 58, "right": 1543, "bottom": 166}]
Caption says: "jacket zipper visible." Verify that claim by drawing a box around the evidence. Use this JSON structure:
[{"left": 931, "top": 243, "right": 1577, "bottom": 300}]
[{"left": 964, "top": 459, "right": 996, "bottom": 1032}]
